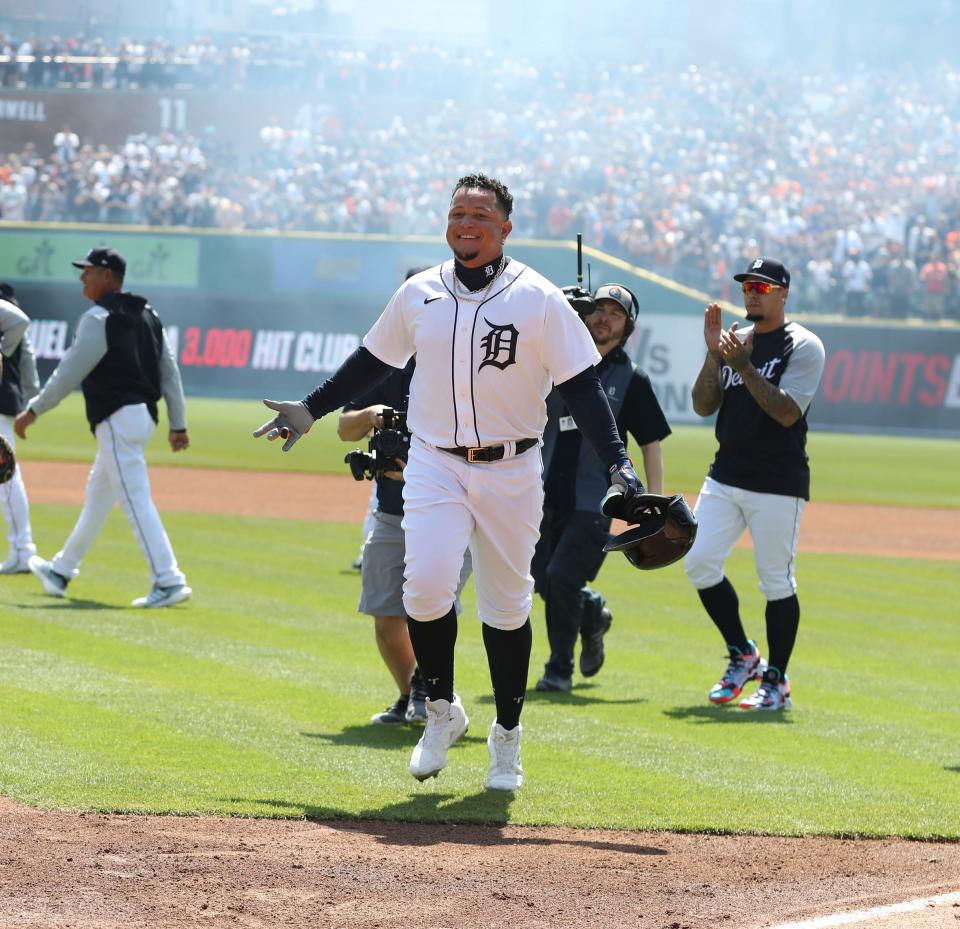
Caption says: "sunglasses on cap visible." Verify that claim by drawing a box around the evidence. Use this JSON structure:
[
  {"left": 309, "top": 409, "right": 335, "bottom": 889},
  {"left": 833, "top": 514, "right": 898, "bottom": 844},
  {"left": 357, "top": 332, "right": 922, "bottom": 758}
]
[{"left": 741, "top": 281, "right": 783, "bottom": 295}]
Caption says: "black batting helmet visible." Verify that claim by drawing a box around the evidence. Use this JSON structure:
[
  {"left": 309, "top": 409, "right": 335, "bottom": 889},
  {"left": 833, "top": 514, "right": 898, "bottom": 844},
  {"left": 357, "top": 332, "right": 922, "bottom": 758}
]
[{"left": 603, "top": 494, "right": 697, "bottom": 570}]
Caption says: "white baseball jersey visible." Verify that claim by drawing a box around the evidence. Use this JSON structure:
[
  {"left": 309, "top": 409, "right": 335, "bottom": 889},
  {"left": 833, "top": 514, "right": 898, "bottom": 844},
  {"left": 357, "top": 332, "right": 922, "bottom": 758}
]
[{"left": 363, "top": 260, "right": 600, "bottom": 448}]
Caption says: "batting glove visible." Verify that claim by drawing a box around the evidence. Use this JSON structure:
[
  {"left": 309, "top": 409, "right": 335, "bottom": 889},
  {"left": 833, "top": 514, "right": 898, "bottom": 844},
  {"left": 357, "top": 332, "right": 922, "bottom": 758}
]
[
  {"left": 253, "top": 399, "right": 315, "bottom": 451},
  {"left": 600, "top": 458, "right": 646, "bottom": 519}
]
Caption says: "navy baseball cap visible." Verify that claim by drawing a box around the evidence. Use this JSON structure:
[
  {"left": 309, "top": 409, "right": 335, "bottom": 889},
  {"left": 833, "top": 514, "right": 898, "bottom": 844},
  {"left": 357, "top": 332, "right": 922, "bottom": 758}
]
[
  {"left": 72, "top": 247, "right": 126, "bottom": 276},
  {"left": 733, "top": 257, "right": 790, "bottom": 288},
  {"left": 594, "top": 283, "right": 638, "bottom": 321}
]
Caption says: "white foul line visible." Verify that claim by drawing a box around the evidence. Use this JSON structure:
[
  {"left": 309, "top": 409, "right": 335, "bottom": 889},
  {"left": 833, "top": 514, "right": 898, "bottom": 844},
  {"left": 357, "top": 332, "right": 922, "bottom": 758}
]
[{"left": 767, "top": 890, "right": 960, "bottom": 929}]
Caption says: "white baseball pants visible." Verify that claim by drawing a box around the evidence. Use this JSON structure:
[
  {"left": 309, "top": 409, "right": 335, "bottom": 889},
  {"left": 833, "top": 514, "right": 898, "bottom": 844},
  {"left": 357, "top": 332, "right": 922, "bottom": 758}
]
[
  {"left": 0, "top": 414, "right": 36, "bottom": 560},
  {"left": 401, "top": 437, "right": 543, "bottom": 630},
  {"left": 684, "top": 476, "right": 805, "bottom": 601},
  {"left": 51, "top": 403, "right": 186, "bottom": 588}
]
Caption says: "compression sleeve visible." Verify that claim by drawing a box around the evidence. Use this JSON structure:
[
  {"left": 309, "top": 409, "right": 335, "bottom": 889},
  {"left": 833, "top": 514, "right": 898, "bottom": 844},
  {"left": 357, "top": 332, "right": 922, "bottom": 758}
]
[
  {"left": 302, "top": 346, "right": 395, "bottom": 419},
  {"left": 555, "top": 365, "right": 627, "bottom": 468}
]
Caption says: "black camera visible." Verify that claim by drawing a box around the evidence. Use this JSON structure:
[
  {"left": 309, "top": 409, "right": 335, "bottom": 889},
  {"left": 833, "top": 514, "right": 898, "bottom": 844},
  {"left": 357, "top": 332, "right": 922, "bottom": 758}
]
[{"left": 345, "top": 407, "right": 411, "bottom": 481}]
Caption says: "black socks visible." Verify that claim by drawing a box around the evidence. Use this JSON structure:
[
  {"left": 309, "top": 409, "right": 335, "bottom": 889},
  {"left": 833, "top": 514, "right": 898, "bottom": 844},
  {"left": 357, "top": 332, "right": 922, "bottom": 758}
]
[
  {"left": 482, "top": 619, "right": 532, "bottom": 731},
  {"left": 698, "top": 578, "right": 750, "bottom": 654},
  {"left": 405, "top": 610, "right": 533, "bottom": 729},
  {"left": 406, "top": 607, "right": 457, "bottom": 703},
  {"left": 765, "top": 595, "right": 800, "bottom": 675}
]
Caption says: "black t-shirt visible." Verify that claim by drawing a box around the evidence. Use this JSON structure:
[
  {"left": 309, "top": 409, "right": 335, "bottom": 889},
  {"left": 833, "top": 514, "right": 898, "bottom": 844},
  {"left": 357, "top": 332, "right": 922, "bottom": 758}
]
[
  {"left": 342, "top": 358, "right": 415, "bottom": 516},
  {"left": 544, "top": 349, "right": 671, "bottom": 512}
]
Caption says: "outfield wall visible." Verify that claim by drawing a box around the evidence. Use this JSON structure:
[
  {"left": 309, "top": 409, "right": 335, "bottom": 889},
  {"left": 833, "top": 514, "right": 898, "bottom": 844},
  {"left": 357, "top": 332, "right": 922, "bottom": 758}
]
[{"left": 3, "top": 224, "right": 959, "bottom": 436}]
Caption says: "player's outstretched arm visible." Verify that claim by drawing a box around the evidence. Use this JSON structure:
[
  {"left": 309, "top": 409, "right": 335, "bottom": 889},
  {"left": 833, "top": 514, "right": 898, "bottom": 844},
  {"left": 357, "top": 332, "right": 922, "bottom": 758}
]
[
  {"left": 253, "top": 400, "right": 315, "bottom": 451},
  {"left": 253, "top": 346, "right": 397, "bottom": 452}
]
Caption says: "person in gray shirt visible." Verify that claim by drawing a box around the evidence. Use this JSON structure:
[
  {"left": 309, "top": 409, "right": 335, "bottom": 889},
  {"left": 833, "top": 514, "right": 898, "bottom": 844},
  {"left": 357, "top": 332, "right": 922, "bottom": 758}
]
[{"left": 14, "top": 247, "right": 192, "bottom": 608}]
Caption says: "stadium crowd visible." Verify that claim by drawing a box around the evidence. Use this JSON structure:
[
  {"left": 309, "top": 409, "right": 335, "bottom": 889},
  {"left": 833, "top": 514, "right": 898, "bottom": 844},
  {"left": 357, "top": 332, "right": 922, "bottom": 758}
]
[{"left": 2, "top": 43, "right": 960, "bottom": 319}]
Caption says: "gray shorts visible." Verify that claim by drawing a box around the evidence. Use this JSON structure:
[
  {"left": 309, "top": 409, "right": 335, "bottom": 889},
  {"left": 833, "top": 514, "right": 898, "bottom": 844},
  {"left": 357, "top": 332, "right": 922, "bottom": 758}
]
[{"left": 359, "top": 511, "right": 472, "bottom": 617}]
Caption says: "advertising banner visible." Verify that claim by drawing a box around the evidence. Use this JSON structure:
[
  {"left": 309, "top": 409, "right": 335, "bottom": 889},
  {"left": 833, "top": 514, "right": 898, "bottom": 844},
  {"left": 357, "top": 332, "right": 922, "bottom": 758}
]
[
  {"left": 628, "top": 316, "right": 960, "bottom": 436},
  {"left": 0, "top": 231, "right": 199, "bottom": 287}
]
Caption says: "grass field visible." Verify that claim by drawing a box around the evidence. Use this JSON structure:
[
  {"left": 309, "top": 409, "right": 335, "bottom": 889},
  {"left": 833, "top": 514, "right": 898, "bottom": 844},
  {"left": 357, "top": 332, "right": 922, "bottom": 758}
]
[{"left": 1, "top": 396, "right": 958, "bottom": 838}]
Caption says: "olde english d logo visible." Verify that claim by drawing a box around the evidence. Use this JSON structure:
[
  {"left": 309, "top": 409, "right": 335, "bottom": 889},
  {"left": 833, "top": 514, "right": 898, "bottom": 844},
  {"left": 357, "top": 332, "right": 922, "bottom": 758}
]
[{"left": 479, "top": 319, "right": 518, "bottom": 371}]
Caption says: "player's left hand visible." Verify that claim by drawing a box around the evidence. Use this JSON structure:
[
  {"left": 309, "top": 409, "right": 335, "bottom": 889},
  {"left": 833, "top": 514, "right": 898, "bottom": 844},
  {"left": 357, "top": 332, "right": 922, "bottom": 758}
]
[
  {"left": 169, "top": 429, "right": 190, "bottom": 452},
  {"left": 253, "top": 399, "right": 315, "bottom": 451},
  {"left": 600, "top": 458, "right": 646, "bottom": 518},
  {"left": 13, "top": 409, "right": 36, "bottom": 440},
  {"left": 718, "top": 322, "right": 753, "bottom": 372}
]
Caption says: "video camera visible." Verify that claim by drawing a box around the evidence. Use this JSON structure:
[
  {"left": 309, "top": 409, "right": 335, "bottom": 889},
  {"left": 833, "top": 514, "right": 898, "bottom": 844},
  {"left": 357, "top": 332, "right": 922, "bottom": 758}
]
[{"left": 344, "top": 407, "right": 411, "bottom": 482}]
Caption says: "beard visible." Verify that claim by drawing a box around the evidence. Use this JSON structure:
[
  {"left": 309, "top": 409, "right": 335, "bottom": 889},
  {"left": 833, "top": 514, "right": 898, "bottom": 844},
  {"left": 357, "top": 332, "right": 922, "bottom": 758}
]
[
  {"left": 745, "top": 311, "right": 763, "bottom": 322},
  {"left": 452, "top": 244, "right": 480, "bottom": 263}
]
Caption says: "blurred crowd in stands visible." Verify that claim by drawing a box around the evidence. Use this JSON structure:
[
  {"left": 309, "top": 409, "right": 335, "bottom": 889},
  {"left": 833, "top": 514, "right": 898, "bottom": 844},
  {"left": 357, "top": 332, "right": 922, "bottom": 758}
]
[{"left": 1, "top": 35, "right": 960, "bottom": 320}]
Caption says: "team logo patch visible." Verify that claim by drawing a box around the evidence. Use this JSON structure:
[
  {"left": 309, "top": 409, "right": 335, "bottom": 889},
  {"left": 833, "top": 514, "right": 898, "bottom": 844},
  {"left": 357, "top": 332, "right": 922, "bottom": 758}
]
[{"left": 479, "top": 319, "right": 519, "bottom": 371}]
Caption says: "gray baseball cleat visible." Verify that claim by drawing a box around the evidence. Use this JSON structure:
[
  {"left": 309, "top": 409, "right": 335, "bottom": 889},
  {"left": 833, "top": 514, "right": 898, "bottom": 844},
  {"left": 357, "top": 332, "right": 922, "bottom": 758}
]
[
  {"left": 132, "top": 583, "right": 192, "bottom": 608},
  {"left": 27, "top": 556, "right": 69, "bottom": 598},
  {"left": 409, "top": 695, "right": 468, "bottom": 781}
]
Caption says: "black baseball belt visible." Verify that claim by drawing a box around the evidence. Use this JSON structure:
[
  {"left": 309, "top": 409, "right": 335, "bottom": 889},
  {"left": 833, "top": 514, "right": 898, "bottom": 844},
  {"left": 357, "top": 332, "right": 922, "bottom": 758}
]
[{"left": 439, "top": 437, "right": 538, "bottom": 463}]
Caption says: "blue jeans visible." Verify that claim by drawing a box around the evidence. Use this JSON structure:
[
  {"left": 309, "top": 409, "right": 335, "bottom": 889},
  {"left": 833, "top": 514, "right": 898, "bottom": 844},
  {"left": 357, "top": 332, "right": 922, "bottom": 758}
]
[{"left": 531, "top": 508, "right": 611, "bottom": 679}]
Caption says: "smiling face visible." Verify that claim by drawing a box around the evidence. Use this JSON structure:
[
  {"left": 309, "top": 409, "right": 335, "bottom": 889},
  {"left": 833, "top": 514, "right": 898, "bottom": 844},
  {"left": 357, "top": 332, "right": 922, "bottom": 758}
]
[{"left": 446, "top": 187, "right": 512, "bottom": 267}]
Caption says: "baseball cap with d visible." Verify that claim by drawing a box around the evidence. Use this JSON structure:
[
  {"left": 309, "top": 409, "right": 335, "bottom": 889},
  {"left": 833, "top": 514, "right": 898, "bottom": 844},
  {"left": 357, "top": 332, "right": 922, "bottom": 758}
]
[
  {"left": 71, "top": 247, "right": 126, "bottom": 277},
  {"left": 594, "top": 283, "right": 638, "bottom": 321},
  {"left": 733, "top": 257, "right": 790, "bottom": 288}
]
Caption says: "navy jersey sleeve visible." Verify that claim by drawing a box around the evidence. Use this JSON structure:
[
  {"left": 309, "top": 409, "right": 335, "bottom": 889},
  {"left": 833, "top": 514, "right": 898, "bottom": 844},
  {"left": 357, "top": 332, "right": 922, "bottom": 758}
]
[{"left": 555, "top": 366, "right": 627, "bottom": 468}]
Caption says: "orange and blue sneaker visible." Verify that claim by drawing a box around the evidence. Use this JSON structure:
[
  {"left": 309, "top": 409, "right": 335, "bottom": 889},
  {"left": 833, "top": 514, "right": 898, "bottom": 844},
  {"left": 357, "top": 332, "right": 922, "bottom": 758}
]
[
  {"left": 708, "top": 640, "right": 766, "bottom": 704},
  {"left": 740, "top": 668, "right": 792, "bottom": 711}
]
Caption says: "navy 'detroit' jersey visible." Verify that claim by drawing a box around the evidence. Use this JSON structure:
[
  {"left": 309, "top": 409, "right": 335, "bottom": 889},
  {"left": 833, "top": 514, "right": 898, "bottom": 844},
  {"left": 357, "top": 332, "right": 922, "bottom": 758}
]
[{"left": 710, "top": 320, "right": 825, "bottom": 500}]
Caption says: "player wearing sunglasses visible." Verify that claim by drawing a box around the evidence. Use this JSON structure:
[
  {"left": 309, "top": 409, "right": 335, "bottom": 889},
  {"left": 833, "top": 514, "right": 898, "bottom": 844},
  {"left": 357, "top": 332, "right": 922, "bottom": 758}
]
[{"left": 685, "top": 257, "right": 825, "bottom": 711}]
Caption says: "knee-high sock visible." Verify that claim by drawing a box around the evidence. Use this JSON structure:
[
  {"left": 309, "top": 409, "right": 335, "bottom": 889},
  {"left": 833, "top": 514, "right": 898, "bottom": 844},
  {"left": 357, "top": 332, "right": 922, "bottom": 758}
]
[
  {"left": 405, "top": 607, "right": 457, "bottom": 703},
  {"left": 697, "top": 577, "right": 750, "bottom": 654},
  {"left": 765, "top": 595, "right": 800, "bottom": 676},
  {"left": 482, "top": 619, "right": 532, "bottom": 731}
]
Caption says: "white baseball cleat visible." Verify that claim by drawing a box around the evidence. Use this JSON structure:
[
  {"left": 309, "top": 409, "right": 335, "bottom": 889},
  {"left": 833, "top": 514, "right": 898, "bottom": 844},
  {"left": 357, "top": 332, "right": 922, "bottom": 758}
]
[
  {"left": 27, "top": 556, "right": 69, "bottom": 598},
  {"left": 132, "top": 583, "right": 192, "bottom": 608},
  {"left": 485, "top": 721, "right": 524, "bottom": 791},
  {"left": 409, "top": 695, "right": 468, "bottom": 781}
]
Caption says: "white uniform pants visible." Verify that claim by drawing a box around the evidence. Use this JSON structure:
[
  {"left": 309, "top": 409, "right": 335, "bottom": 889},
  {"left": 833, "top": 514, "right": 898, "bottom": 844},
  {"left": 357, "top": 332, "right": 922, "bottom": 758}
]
[
  {"left": 401, "top": 437, "right": 543, "bottom": 630},
  {"left": 51, "top": 404, "right": 186, "bottom": 588},
  {"left": 0, "top": 414, "right": 36, "bottom": 559},
  {"left": 684, "top": 476, "right": 805, "bottom": 602}
]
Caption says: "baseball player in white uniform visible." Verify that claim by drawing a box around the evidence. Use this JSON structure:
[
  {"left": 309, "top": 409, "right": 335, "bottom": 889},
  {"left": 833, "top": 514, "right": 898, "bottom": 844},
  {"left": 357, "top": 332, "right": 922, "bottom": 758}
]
[
  {"left": 686, "top": 257, "right": 825, "bottom": 711},
  {"left": 0, "top": 284, "right": 39, "bottom": 573},
  {"left": 15, "top": 247, "right": 192, "bottom": 609},
  {"left": 255, "top": 174, "right": 643, "bottom": 790}
]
